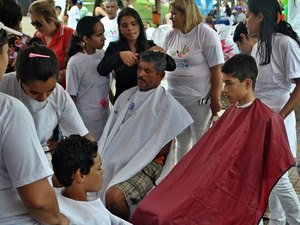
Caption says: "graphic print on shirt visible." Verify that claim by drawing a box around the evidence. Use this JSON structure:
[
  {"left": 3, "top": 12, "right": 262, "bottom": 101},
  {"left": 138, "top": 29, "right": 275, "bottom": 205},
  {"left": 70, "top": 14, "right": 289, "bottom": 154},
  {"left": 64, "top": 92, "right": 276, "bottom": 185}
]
[
  {"left": 109, "top": 26, "right": 118, "bottom": 36},
  {"left": 169, "top": 44, "right": 190, "bottom": 70}
]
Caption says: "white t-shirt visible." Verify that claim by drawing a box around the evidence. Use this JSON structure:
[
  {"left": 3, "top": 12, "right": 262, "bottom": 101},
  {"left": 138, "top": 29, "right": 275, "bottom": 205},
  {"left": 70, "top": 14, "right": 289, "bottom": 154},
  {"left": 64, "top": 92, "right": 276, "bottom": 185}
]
[
  {"left": 67, "top": 5, "right": 80, "bottom": 30},
  {"left": 288, "top": 0, "right": 300, "bottom": 37},
  {"left": 56, "top": 189, "right": 132, "bottom": 225},
  {"left": 252, "top": 34, "right": 300, "bottom": 111},
  {"left": 101, "top": 16, "right": 119, "bottom": 50},
  {"left": 0, "top": 72, "right": 89, "bottom": 148},
  {"left": 163, "top": 23, "right": 224, "bottom": 105},
  {"left": 252, "top": 33, "right": 300, "bottom": 157},
  {"left": 0, "top": 93, "right": 52, "bottom": 224},
  {"left": 66, "top": 50, "right": 110, "bottom": 140}
]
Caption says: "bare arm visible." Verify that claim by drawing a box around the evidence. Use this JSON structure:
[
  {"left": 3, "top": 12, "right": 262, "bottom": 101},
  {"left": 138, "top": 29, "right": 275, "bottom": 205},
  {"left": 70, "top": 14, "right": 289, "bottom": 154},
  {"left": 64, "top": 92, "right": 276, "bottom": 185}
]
[
  {"left": 95, "top": 6, "right": 107, "bottom": 17},
  {"left": 210, "top": 64, "right": 223, "bottom": 115},
  {"left": 17, "top": 178, "right": 69, "bottom": 225},
  {"left": 279, "top": 78, "right": 300, "bottom": 119}
]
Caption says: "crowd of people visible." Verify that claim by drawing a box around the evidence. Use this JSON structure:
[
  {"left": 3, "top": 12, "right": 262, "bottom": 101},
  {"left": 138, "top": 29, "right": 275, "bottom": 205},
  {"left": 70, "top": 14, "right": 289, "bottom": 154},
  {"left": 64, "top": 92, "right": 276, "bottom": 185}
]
[{"left": 1, "top": 0, "right": 300, "bottom": 224}]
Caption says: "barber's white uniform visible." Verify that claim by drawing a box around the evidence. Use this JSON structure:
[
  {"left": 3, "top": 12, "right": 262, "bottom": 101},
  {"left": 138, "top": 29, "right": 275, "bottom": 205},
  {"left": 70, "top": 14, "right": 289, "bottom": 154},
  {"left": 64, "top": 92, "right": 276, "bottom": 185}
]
[
  {"left": 163, "top": 23, "right": 224, "bottom": 162},
  {"left": 0, "top": 72, "right": 89, "bottom": 152},
  {"left": 97, "top": 86, "right": 193, "bottom": 203},
  {"left": 56, "top": 188, "right": 132, "bottom": 225},
  {"left": 66, "top": 50, "right": 110, "bottom": 141},
  {"left": 0, "top": 93, "right": 52, "bottom": 224},
  {"left": 252, "top": 34, "right": 300, "bottom": 225}
]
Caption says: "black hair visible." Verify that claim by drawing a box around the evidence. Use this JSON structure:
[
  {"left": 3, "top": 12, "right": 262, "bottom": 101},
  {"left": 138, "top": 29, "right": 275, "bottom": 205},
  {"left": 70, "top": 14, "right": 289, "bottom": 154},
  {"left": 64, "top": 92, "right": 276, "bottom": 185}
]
[
  {"left": 140, "top": 50, "right": 167, "bottom": 74},
  {"left": 93, "top": 0, "right": 103, "bottom": 16},
  {"left": 0, "top": 0, "right": 22, "bottom": 30},
  {"left": 26, "top": 37, "right": 45, "bottom": 46},
  {"left": 117, "top": 7, "right": 150, "bottom": 52},
  {"left": 0, "top": 29, "right": 8, "bottom": 54},
  {"left": 233, "top": 22, "right": 248, "bottom": 43},
  {"left": 55, "top": 5, "right": 62, "bottom": 11},
  {"left": 222, "top": 54, "right": 258, "bottom": 89},
  {"left": 52, "top": 135, "right": 98, "bottom": 187},
  {"left": 248, "top": 0, "right": 300, "bottom": 65},
  {"left": 16, "top": 43, "right": 59, "bottom": 84},
  {"left": 225, "top": 4, "right": 232, "bottom": 17},
  {"left": 66, "top": 16, "right": 101, "bottom": 63},
  {"left": 117, "top": 0, "right": 124, "bottom": 9}
]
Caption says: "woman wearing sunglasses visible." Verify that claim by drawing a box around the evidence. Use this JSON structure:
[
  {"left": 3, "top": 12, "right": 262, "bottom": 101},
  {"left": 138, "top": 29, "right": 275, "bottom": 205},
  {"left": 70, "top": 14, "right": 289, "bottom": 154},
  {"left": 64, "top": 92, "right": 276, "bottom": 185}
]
[{"left": 29, "top": 0, "right": 73, "bottom": 89}]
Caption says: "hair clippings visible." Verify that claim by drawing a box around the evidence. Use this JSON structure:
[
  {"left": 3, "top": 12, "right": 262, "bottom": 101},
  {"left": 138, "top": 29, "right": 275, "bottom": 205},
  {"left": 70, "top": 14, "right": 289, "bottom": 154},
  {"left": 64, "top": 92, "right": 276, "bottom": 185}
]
[
  {"left": 277, "top": 12, "right": 286, "bottom": 24},
  {"left": 28, "top": 53, "right": 50, "bottom": 58}
]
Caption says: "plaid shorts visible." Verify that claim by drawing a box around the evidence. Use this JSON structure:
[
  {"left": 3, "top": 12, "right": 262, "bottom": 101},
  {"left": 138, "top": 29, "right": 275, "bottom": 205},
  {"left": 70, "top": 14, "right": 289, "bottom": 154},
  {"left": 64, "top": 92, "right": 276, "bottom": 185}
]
[{"left": 114, "top": 161, "right": 163, "bottom": 207}]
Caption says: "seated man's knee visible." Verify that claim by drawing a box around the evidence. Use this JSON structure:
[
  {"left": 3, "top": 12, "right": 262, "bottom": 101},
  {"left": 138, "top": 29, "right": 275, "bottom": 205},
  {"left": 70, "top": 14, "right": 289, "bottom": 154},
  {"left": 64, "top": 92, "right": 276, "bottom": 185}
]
[{"left": 105, "top": 186, "right": 126, "bottom": 208}]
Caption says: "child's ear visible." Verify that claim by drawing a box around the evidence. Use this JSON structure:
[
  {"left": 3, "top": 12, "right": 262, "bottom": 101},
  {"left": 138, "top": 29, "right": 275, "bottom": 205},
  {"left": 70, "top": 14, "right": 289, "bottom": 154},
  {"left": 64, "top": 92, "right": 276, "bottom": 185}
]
[
  {"left": 257, "top": 12, "right": 264, "bottom": 23},
  {"left": 74, "top": 169, "right": 85, "bottom": 183},
  {"left": 240, "top": 33, "right": 247, "bottom": 41},
  {"left": 244, "top": 78, "right": 253, "bottom": 89},
  {"left": 83, "top": 36, "right": 89, "bottom": 45}
]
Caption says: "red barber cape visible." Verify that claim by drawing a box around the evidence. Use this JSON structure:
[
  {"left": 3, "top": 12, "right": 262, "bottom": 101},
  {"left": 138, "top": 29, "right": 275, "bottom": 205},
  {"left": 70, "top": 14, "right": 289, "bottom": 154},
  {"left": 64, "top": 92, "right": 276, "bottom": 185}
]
[{"left": 131, "top": 99, "right": 295, "bottom": 225}]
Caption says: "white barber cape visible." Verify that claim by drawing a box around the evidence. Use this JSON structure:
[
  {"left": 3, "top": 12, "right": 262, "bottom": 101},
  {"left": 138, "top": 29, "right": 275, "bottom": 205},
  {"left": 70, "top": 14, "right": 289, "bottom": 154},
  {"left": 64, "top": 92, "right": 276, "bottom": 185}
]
[
  {"left": 97, "top": 86, "right": 193, "bottom": 201},
  {"left": 56, "top": 189, "right": 132, "bottom": 225}
]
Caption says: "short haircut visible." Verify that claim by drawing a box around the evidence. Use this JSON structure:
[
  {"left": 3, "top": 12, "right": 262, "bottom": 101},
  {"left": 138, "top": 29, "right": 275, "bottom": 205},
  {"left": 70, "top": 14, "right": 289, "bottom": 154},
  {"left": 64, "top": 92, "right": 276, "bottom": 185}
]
[
  {"left": 52, "top": 135, "right": 98, "bottom": 187},
  {"left": 222, "top": 54, "right": 258, "bottom": 88},
  {"left": 16, "top": 43, "right": 59, "bottom": 84},
  {"left": 139, "top": 51, "right": 167, "bottom": 74},
  {"left": 233, "top": 22, "right": 248, "bottom": 43},
  {"left": 55, "top": 5, "right": 62, "bottom": 11},
  {"left": 103, "top": 0, "right": 118, "bottom": 6}
]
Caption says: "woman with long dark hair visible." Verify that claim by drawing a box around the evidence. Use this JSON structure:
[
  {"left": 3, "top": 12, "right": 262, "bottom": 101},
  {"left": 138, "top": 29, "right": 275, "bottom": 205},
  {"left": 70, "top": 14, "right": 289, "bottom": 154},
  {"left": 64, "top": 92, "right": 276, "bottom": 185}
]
[
  {"left": 97, "top": 7, "right": 175, "bottom": 103},
  {"left": 93, "top": 0, "right": 107, "bottom": 20},
  {"left": 66, "top": 16, "right": 110, "bottom": 141},
  {"left": 247, "top": 0, "right": 300, "bottom": 224}
]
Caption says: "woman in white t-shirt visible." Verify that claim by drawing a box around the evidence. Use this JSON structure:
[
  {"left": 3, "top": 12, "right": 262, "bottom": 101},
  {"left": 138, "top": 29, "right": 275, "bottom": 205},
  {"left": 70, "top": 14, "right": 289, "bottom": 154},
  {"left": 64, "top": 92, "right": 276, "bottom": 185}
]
[
  {"left": 0, "top": 43, "right": 95, "bottom": 159},
  {"left": 0, "top": 28, "right": 69, "bottom": 225},
  {"left": 247, "top": 0, "right": 300, "bottom": 224},
  {"left": 163, "top": 0, "right": 224, "bottom": 162},
  {"left": 66, "top": 16, "right": 110, "bottom": 141}
]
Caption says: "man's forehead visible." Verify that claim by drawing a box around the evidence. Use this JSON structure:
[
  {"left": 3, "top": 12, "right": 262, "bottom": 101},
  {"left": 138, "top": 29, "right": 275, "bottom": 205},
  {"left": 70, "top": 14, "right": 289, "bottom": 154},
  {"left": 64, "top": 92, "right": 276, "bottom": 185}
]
[{"left": 139, "top": 60, "right": 155, "bottom": 68}]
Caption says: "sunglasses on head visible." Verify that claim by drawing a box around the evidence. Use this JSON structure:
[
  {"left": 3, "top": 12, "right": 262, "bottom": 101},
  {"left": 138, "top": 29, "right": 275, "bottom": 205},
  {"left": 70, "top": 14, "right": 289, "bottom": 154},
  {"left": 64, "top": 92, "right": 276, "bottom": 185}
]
[{"left": 31, "top": 21, "right": 43, "bottom": 28}]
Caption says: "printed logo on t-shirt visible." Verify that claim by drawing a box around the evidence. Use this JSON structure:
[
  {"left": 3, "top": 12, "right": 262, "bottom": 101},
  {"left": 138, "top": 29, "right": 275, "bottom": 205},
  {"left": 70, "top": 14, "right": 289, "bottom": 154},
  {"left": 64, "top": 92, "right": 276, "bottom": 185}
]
[
  {"left": 170, "top": 44, "right": 190, "bottom": 58},
  {"left": 109, "top": 26, "right": 118, "bottom": 36},
  {"left": 170, "top": 44, "right": 190, "bottom": 69}
]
